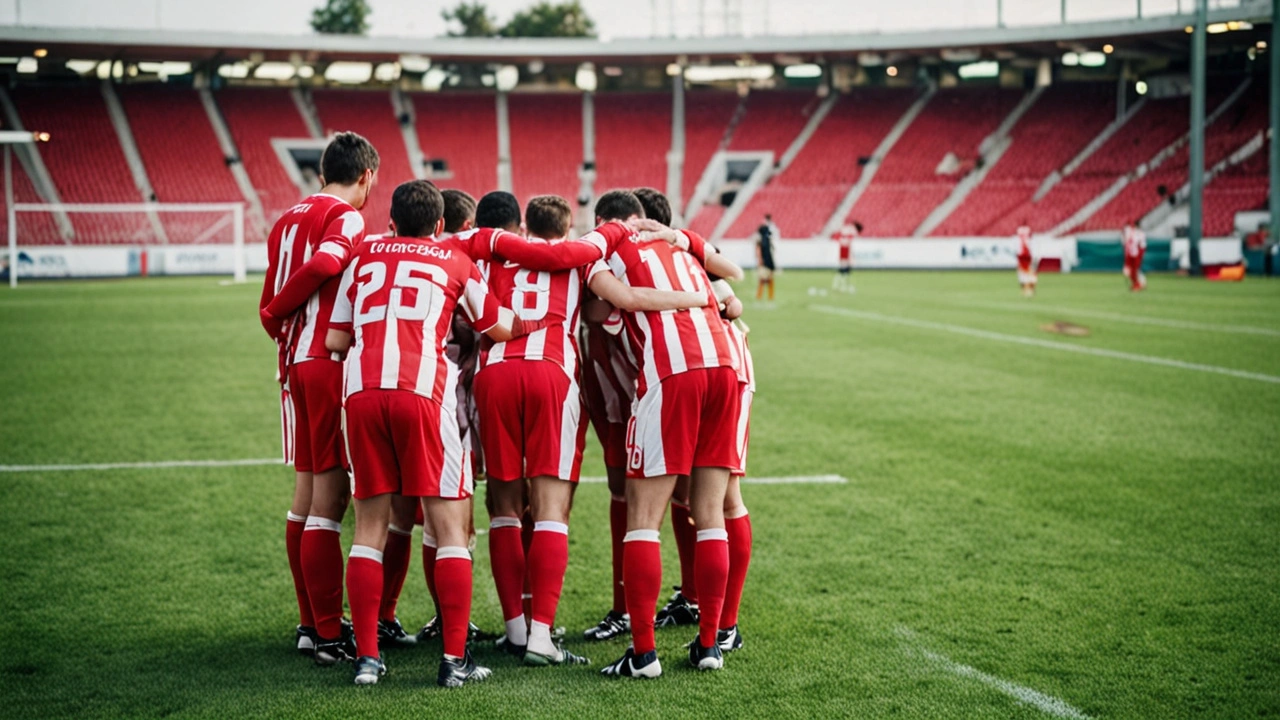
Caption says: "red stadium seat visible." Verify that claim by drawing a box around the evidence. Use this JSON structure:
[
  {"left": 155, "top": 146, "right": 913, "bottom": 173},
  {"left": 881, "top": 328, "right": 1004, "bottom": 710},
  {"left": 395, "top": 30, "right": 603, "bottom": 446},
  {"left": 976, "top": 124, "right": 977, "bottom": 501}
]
[
  {"left": 216, "top": 87, "right": 312, "bottom": 223},
  {"left": 413, "top": 92, "right": 498, "bottom": 201}
]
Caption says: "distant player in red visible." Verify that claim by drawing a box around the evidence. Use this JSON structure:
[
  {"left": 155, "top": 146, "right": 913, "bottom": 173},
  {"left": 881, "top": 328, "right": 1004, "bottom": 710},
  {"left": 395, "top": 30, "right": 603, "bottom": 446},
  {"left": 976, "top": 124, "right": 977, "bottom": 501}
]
[
  {"left": 1015, "top": 223, "right": 1037, "bottom": 297},
  {"left": 832, "top": 222, "right": 859, "bottom": 294},
  {"left": 326, "top": 180, "right": 536, "bottom": 687},
  {"left": 258, "top": 131, "right": 378, "bottom": 663},
  {"left": 1123, "top": 220, "right": 1147, "bottom": 292},
  {"left": 578, "top": 191, "right": 745, "bottom": 678}
]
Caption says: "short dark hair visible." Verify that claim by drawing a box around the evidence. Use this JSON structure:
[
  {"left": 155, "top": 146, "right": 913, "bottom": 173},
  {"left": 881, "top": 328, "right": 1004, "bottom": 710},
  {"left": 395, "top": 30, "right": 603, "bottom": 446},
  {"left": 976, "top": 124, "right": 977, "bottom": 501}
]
[
  {"left": 764, "top": 213, "right": 772, "bottom": 221},
  {"left": 320, "top": 132, "right": 380, "bottom": 186},
  {"left": 595, "top": 190, "right": 644, "bottom": 223},
  {"left": 526, "top": 195, "right": 573, "bottom": 239},
  {"left": 633, "top": 187, "right": 672, "bottom": 226},
  {"left": 476, "top": 191, "right": 522, "bottom": 231},
  {"left": 390, "top": 180, "right": 444, "bottom": 238},
  {"left": 441, "top": 189, "right": 477, "bottom": 234}
]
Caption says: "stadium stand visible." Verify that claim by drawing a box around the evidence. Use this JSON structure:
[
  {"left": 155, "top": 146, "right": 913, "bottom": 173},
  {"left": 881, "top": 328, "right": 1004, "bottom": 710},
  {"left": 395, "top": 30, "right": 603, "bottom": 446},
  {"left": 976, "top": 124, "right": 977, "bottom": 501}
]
[
  {"left": 935, "top": 82, "right": 1116, "bottom": 237},
  {"left": 311, "top": 88, "right": 416, "bottom": 232},
  {"left": 216, "top": 87, "right": 311, "bottom": 223},
  {"left": 1076, "top": 83, "right": 1253, "bottom": 232},
  {"left": 1022, "top": 96, "right": 1190, "bottom": 234},
  {"left": 679, "top": 90, "right": 740, "bottom": 214},
  {"left": 594, "top": 92, "right": 671, "bottom": 196},
  {"left": 118, "top": 85, "right": 253, "bottom": 242},
  {"left": 412, "top": 91, "right": 498, "bottom": 201},
  {"left": 730, "top": 87, "right": 919, "bottom": 239},
  {"left": 508, "top": 92, "right": 583, "bottom": 209},
  {"left": 846, "top": 86, "right": 1025, "bottom": 237},
  {"left": 10, "top": 85, "right": 156, "bottom": 244}
]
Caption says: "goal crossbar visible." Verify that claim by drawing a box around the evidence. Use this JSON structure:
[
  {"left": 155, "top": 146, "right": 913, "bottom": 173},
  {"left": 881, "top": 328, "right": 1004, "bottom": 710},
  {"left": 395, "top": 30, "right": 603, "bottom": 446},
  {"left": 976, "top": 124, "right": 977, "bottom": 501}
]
[{"left": 8, "top": 202, "right": 247, "bottom": 287}]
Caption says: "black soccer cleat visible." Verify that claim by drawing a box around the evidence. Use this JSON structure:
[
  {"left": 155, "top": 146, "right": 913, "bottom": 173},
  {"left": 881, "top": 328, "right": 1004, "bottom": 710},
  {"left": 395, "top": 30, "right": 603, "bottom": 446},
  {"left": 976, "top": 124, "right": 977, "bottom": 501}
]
[
  {"left": 377, "top": 617, "right": 418, "bottom": 648},
  {"left": 583, "top": 610, "right": 630, "bottom": 642},
  {"left": 601, "top": 646, "right": 662, "bottom": 679},
  {"left": 688, "top": 637, "right": 724, "bottom": 671},
  {"left": 716, "top": 624, "right": 743, "bottom": 653},
  {"left": 416, "top": 616, "right": 440, "bottom": 642},
  {"left": 296, "top": 625, "right": 318, "bottom": 656},
  {"left": 437, "top": 650, "right": 492, "bottom": 688},
  {"left": 353, "top": 654, "right": 386, "bottom": 685},
  {"left": 655, "top": 588, "right": 699, "bottom": 627},
  {"left": 314, "top": 624, "right": 356, "bottom": 666},
  {"left": 495, "top": 634, "right": 526, "bottom": 659},
  {"left": 468, "top": 621, "right": 499, "bottom": 643}
]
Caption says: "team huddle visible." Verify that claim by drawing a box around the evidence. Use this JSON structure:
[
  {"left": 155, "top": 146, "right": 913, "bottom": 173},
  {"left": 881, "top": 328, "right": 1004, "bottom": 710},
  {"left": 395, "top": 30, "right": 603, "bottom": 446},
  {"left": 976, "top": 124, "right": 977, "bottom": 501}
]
[{"left": 259, "top": 132, "right": 757, "bottom": 687}]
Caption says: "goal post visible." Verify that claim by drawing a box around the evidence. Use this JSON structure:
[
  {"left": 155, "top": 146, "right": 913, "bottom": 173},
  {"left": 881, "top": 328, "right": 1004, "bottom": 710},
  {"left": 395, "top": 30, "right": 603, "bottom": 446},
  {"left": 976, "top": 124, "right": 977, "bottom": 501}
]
[{"left": 7, "top": 202, "right": 248, "bottom": 287}]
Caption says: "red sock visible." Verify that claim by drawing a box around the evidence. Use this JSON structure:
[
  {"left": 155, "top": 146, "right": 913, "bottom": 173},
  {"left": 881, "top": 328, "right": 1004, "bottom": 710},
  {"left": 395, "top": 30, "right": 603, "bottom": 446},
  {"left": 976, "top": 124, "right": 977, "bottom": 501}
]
[
  {"left": 609, "top": 497, "right": 627, "bottom": 613},
  {"left": 286, "top": 513, "right": 313, "bottom": 627},
  {"left": 671, "top": 501, "right": 698, "bottom": 604},
  {"left": 435, "top": 547, "right": 473, "bottom": 658},
  {"left": 488, "top": 517, "right": 526, "bottom": 623},
  {"left": 695, "top": 529, "right": 730, "bottom": 648},
  {"left": 301, "top": 516, "right": 344, "bottom": 640},
  {"left": 623, "top": 530, "right": 663, "bottom": 655},
  {"left": 722, "top": 514, "right": 753, "bottom": 629},
  {"left": 421, "top": 534, "right": 440, "bottom": 615},
  {"left": 346, "top": 547, "right": 383, "bottom": 659},
  {"left": 379, "top": 526, "right": 412, "bottom": 622},
  {"left": 529, "top": 522, "right": 569, "bottom": 626}
]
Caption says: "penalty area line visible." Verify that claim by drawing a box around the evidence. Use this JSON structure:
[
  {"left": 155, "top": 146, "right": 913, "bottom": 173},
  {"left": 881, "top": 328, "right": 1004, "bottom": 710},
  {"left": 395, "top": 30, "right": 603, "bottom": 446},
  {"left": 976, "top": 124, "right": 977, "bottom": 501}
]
[
  {"left": 0, "top": 459, "right": 849, "bottom": 486},
  {"left": 896, "top": 627, "right": 1092, "bottom": 719},
  {"left": 811, "top": 304, "right": 1280, "bottom": 385}
]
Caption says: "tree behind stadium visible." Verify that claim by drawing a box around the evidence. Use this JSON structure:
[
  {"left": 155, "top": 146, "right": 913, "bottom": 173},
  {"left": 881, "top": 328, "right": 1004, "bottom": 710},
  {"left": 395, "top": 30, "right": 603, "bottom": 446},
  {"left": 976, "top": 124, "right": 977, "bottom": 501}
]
[
  {"left": 442, "top": 1, "right": 500, "bottom": 37},
  {"left": 501, "top": 1, "right": 595, "bottom": 38},
  {"left": 311, "top": 0, "right": 371, "bottom": 35}
]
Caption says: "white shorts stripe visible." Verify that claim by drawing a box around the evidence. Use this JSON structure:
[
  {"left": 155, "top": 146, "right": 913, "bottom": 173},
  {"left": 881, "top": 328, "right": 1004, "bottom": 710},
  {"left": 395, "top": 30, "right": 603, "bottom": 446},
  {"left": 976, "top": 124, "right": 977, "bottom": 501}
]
[
  {"left": 558, "top": 379, "right": 581, "bottom": 480},
  {"left": 632, "top": 384, "right": 668, "bottom": 478}
]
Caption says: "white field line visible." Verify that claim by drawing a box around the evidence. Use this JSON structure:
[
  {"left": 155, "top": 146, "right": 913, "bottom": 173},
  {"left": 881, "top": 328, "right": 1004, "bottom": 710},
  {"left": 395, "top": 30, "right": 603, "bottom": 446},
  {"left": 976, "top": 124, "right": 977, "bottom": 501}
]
[
  {"left": 896, "top": 627, "right": 1092, "bottom": 719},
  {"left": 958, "top": 300, "right": 1280, "bottom": 338},
  {"left": 811, "top": 304, "right": 1280, "bottom": 385},
  {"left": 0, "top": 459, "right": 848, "bottom": 486}
]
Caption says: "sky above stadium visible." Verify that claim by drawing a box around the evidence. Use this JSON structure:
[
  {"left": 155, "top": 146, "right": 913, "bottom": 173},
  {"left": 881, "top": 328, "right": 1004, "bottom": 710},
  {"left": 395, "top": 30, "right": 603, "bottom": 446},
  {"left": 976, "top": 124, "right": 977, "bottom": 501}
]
[{"left": 0, "top": 0, "right": 1231, "bottom": 39}]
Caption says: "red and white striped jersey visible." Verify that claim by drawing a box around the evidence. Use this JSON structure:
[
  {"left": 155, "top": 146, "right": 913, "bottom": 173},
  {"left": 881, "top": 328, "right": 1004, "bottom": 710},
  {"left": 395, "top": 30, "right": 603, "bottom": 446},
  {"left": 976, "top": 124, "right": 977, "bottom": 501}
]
[
  {"left": 581, "top": 312, "right": 640, "bottom": 425},
  {"left": 1015, "top": 226, "right": 1033, "bottom": 259},
  {"left": 582, "top": 223, "right": 739, "bottom": 398},
  {"left": 476, "top": 236, "right": 587, "bottom": 377},
  {"left": 834, "top": 225, "right": 857, "bottom": 261},
  {"left": 260, "top": 193, "right": 367, "bottom": 366},
  {"left": 1123, "top": 227, "right": 1147, "bottom": 258},
  {"left": 331, "top": 236, "right": 502, "bottom": 405}
]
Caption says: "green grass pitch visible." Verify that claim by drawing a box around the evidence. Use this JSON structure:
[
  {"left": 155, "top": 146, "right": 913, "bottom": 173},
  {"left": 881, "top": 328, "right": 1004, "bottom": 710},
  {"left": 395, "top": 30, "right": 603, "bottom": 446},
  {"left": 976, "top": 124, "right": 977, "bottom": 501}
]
[{"left": 1, "top": 270, "right": 1277, "bottom": 719}]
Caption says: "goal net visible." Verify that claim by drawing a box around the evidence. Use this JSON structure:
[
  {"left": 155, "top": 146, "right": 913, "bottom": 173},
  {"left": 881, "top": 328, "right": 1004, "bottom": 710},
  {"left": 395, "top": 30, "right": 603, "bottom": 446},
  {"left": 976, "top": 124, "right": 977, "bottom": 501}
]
[{"left": 5, "top": 202, "right": 249, "bottom": 287}]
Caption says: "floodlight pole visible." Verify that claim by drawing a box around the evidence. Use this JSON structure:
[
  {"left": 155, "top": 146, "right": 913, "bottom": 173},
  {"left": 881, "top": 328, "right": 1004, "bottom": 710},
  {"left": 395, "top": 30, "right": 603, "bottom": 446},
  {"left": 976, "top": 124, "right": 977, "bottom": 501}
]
[
  {"left": 997, "top": 0, "right": 1004, "bottom": 28},
  {"left": 1188, "top": 0, "right": 1207, "bottom": 262},
  {"left": 1270, "top": 0, "right": 1279, "bottom": 249},
  {"left": 1061, "top": 0, "right": 1067, "bottom": 24}
]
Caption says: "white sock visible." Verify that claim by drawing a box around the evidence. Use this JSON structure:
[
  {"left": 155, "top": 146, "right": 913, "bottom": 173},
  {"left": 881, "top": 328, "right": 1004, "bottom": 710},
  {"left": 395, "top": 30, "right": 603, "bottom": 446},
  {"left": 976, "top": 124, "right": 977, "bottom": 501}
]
[
  {"left": 505, "top": 616, "right": 528, "bottom": 647},
  {"left": 527, "top": 620, "right": 557, "bottom": 658}
]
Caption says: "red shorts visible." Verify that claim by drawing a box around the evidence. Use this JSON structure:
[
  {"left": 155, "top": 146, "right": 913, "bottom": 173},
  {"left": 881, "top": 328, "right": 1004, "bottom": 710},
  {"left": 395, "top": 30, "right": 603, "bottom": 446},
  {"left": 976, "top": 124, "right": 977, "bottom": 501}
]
[
  {"left": 474, "top": 359, "right": 586, "bottom": 482},
  {"left": 627, "top": 367, "right": 743, "bottom": 479},
  {"left": 344, "top": 389, "right": 471, "bottom": 500},
  {"left": 283, "top": 359, "right": 346, "bottom": 474}
]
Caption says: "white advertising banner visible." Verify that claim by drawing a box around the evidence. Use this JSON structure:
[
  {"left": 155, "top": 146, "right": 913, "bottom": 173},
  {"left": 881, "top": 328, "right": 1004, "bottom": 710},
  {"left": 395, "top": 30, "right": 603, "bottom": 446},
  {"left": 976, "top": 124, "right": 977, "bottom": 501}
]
[{"left": 4, "top": 246, "right": 137, "bottom": 279}]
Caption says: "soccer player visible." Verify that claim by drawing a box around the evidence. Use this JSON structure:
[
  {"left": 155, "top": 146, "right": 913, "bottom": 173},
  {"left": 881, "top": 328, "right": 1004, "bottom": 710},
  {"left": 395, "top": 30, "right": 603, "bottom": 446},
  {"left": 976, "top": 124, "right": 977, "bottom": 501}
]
[
  {"left": 1015, "top": 223, "right": 1037, "bottom": 298},
  {"left": 258, "top": 131, "right": 378, "bottom": 663},
  {"left": 1123, "top": 220, "right": 1147, "bottom": 292},
  {"left": 574, "top": 191, "right": 745, "bottom": 678},
  {"left": 326, "top": 179, "right": 539, "bottom": 687},
  {"left": 755, "top": 213, "right": 778, "bottom": 301},
  {"left": 833, "top": 222, "right": 859, "bottom": 293},
  {"left": 473, "top": 194, "right": 708, "bottom": 666}
]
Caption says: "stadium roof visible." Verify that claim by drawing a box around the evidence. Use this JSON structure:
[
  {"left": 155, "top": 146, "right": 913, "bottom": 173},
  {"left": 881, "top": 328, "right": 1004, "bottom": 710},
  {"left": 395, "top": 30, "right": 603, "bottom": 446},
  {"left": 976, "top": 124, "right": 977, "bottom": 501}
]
[{"left": 0, "top": 3, "right": 1271, "bottom": 65}]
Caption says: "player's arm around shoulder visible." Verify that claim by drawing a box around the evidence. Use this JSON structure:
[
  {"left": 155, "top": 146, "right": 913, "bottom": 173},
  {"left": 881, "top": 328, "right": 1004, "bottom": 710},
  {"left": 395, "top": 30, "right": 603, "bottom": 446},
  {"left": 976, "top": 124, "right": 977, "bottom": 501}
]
[
  {"left": 324, "top": 250, "right": 362, "bottom": 354},
  {"left": 586, "top": 259, "right": 707, "bottom": 313}
]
